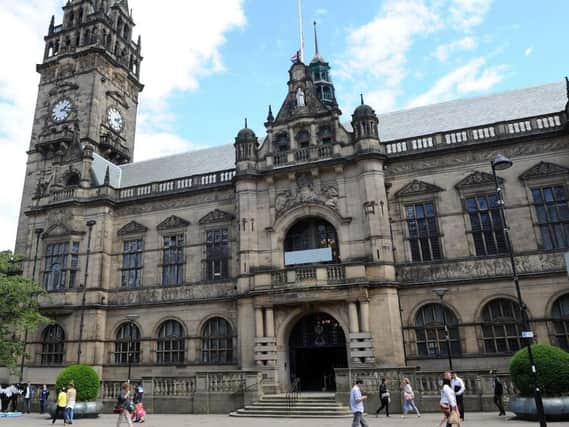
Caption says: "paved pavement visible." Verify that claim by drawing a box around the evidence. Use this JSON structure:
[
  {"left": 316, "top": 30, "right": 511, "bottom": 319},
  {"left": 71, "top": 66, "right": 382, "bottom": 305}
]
[{"left": 3, "top": 413, "right": 569, "bottom": 427}]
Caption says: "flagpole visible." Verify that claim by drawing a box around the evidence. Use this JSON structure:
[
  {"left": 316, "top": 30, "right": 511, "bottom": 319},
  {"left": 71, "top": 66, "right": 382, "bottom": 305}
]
[{"left": 297, "top": 0, "right": 304, "bottom": 62}]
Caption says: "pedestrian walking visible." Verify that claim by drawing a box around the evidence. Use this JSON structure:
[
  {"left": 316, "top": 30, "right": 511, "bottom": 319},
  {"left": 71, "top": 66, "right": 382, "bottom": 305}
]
[
  {"left": 0, "top": 384, "right": 8, "bottom": 412},
  {"left": 401, "top": 377, "right": 420, "bottom": 418},
  {"left": 133, "top": 383, "right": 144, "bottom": 404},
  {"left": 115, "top": 382, "right": 134, "bottom": 427},
  {"left": 493, "top": 373, "right": 506, "bottom": 416},
  {"left": 350, "top": 379, "right": 368, "bottom": 427},
  {"left": 65, "top": 382, "right": 76, "bottom": 425},
  {"left": 51, "top": 387, "right": 67, "bottom": 424},
  {"left": 39, "top": 385, "right": 50, "bottom": 414},
  {"left": 439, "top": 372, "right": 460, "bottom": 427},
  {"left": 375, "top": 377, "right": 390, "bottom": 417},
  {"left": 451, "top": 372, "right": 465, "bottom": 421},
  {"left": 23, "top": 382, "right": 34, "bottom": 414},
  {"left": 7, "top": 384, "right": 20, "bottom": 412}
]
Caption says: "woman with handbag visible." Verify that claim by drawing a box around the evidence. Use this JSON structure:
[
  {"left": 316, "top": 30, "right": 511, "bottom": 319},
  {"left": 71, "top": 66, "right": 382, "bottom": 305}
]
[
  {"left": 115, "top": 383, "right": 134, "bottom": 427},
  {"left": 401, "top": 377, "right": 420, "bottom": 418},
  {"left": 439, "top": 372, "right": 461, "bottom": 427},
  {"left": 375, "top": 378, "right": 390, "bottom": 417}
]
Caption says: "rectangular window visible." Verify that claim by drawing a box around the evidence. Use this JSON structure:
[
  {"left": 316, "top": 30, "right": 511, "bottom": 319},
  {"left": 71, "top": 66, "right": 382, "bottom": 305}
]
[
  {"left": 405, "top": 202, "right": 442, "bottom": 262},
  {"left": 466, "top": 194, "right": 508, "bottom": 256},
  {"left": 121, "top": 239, "right": 144, "bottom": 288},
  {"left": 162, "top": 234, "right": 185, "bottom": 286},
  {"left": 43, "top": 241, "right": 79, "bottom": 290},
  {"left": 204, "top": 228, "right": 229, "bottom": 281},
  {"left": 532, "top": 185, "right": 569, "bottom": 250}
]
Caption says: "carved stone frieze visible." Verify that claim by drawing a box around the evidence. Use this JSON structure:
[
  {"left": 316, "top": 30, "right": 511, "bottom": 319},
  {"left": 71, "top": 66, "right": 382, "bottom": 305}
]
[
  {"left": 398, "top": 252, "right": 565, "bottom": 283},
  {"left": 274, "top": 175, "right": 339, "bottom": 217},
  {"left": 519, "top": 161, "right": 569, "bottom": 181},
  {"left": 385, "top": 139, "right": 569, "bottom": 176},
  {"left": 117, "top": 221, "right": 148, "bottom": 236},
  {"left": 199, "top": 209, "right": 234, "bottom": 225},
  {"left": 395, "top": 180, "right": 444, "bottom": 197},
  {"left": 157, "top": 215, "right": 190, "bottom": 230},
  {"left": 455, "top": 171, "right": 501, "bottom": 189}
]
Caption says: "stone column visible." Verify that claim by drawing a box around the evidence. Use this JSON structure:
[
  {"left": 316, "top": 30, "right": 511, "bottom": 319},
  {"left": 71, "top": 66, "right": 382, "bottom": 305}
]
[
  {"left": 359, "top": 301, "right": 370, "bottom": 333},
  {"left": 348, "top": 302, "right": 359, "bottom": 333},
  {"left": 255, "top": 308, "right": 264, "bottom": 338},
  {"left": 265, "top": 307, "right": 275, "bottom": 337}
]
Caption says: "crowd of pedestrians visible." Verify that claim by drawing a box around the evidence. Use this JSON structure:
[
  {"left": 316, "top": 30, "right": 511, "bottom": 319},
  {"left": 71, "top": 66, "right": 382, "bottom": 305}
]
[{"left": 350, "top": 371, "right": 508, "bottom": 427}]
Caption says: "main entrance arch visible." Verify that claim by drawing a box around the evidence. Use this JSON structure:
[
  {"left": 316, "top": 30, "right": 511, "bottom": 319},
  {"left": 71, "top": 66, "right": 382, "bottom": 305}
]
[{"left": 288, "top": 312, "right": 348, "bottom": 391}]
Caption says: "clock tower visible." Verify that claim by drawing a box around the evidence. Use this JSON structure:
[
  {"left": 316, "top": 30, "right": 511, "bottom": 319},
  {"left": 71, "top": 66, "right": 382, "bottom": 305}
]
[{"left": 15, "top": 0, "right": 143, "bottom": 253}]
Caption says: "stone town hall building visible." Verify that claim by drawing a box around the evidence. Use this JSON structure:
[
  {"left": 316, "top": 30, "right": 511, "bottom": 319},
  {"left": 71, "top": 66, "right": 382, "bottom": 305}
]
[{"left": 11, "top": 0, "right": 569, "bottom": 402}]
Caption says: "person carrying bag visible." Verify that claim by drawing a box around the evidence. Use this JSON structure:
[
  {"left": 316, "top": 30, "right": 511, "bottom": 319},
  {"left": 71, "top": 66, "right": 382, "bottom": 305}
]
[{"left": 115, "top": 383, "right": 134, "bottom": 427}]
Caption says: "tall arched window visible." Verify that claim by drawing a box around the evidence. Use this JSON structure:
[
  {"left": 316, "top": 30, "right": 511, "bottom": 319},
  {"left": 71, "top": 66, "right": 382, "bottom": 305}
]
[
  {"left": 415, "top": 304, "right": 461, "bottom": 357},
  {"left": 115, "top": 322, "right": 141, "bottom": 365},
  {"left": 284, "top": 218, "right": 339, "bottom": 265},
  {"left": 201, "top": 317, "right": 234, "bottom": 364},
  {"left": 157, "top": 320, "right": 185, "bottom": 364},
  {"left": 41, "top": 325, "right": 65, "bottom": 365},
  {"left": 481, "top": 298, "right": 521, "bottom": 353},
  {"left": 552, "top": 294, "right": 569, "bottom": 351}
]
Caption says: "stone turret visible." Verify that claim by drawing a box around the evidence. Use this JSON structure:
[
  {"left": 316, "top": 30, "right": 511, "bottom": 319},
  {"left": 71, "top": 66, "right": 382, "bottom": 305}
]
[
  {"left": 234, "top": 119, "right": 258, "bottom": 172},
  {"left": 352, "top": 94, "right": 380, "bottom": 152}
]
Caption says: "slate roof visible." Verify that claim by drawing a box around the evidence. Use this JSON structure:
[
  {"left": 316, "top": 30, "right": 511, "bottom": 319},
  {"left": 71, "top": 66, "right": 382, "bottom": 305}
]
[
  {"left": 377, "top": 80, "right": 567, "bottom": 141},
  {"left": 119, "top": 144, "right": 235, "bottom": 188},
  {"left": 102, "top": 80, "right": 567, "bottom": 188}
]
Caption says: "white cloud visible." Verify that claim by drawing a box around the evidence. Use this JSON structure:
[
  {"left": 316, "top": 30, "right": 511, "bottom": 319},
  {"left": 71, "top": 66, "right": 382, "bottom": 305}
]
[
  {"left": 449, "top": 0, "right": 493, "bottom": 30},
  {"left": 433, "top": 36, "right": 476, "bottom": 61},
  {"left": 0, "top": 0, "right": 245, "bottom": 251},
  {"left": 315, "top": 8, "right": 328, "bottom": 16},
  {"left": 525, "top": 47, "right": 533, "bottom": 56},
  {"left": 407, "top": 57, "right": 506, "bottom": 107}
]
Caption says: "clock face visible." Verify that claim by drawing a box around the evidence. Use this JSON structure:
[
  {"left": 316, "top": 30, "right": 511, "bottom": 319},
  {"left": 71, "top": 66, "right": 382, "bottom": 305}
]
[
  {"left": 51, "top": 98, "right": 73, "bottom": 123},
  {"left": 107, "top": 107, "right": 124, "bottom": 132}
]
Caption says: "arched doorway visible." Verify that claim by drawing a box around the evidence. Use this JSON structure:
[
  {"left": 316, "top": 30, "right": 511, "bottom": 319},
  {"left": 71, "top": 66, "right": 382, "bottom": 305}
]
[{"left": 289, "top": 312, "right": 348, "bottom": 391}]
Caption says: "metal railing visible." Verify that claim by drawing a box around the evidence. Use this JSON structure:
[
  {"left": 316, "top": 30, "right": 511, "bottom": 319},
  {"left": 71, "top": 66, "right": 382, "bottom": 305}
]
[{"left": 286, "top": 378, "right": 301, "bottom": 414}]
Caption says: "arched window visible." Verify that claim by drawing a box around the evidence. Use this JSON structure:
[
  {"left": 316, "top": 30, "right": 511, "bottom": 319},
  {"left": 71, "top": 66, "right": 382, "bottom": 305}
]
[
  {"left": 41, "top": 325, "right": 65, "bottom": 365},
  {"left": 552, "top": 294, "right": 569, "bottom": 350},
  {"left": 284, "top": 218, "right": 339, "bottom": 265},
  {"left": 115, "top": 322, "right": 141, "bottom": 365},
  {"left": 481, "top": 298, "right": 521, "bottom": 353},
  {"left": 274, "top": 132, "right": 290, "bottom": 153},
  {"left": 201, "top": 318, "right": 233, "bottom": 364},
  {"left": 157, "top": 320, "right": 185, "bottom": 364},
  {"left": 296, "top": 130, "right": 310, "bottom": 149},
  {"left": 415, "top": 304, "right": 461, "bottom": 357}
]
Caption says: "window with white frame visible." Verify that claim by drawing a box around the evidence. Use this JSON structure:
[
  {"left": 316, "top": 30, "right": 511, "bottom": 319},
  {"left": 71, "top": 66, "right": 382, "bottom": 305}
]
[{"left": 43, "top": 241, "right": 80, "bottom": 290}]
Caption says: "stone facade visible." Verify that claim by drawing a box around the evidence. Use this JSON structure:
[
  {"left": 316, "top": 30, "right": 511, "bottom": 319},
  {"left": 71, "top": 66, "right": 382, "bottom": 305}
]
[{"left": 8, "top": 0, "right": 569, "bottom": 405}]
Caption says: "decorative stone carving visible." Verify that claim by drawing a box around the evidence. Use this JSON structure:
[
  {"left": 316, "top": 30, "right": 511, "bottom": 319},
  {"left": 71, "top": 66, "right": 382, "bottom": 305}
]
[
  {"left": 519, "top": 161, "right": 569, "bottom": 181},
  {"left": 274, "top": 177, "right": 339, "bottom": 217},
  {"left": 455, "top": 171, "right": 501, "bottom": 189},
  {"left": 157, "top": 215, "right": 190, "bottom": 230},
  {"left": 117, "top": 221, "right": 148, "bottom": 236},
  {"left": 199, "top": 209, "right": 234, "bottom": 225},
  {"left": 395, "top": 180, "right": 444, "bottom": 197}
]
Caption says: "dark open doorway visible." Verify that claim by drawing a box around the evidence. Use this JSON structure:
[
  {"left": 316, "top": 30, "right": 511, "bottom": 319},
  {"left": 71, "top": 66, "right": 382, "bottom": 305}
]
[{"left": 289, "top": 312, "right": 348, "bottom": 391}]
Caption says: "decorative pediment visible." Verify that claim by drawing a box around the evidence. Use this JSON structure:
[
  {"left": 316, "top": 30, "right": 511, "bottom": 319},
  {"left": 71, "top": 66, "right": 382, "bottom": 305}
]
[
  {"left": 43, "top": 222, "right": 83, "bottom": 238},
  {"left": 395, "top": 180, "right": 444, "bottom": 198},
  {"left": 519, "top": 161, "right": 569, "bottom": 181},
  {"left": 455, "top": 171, "right": 501, "bottom": 189},
  {"left": 157, "top": 215, "right": 190, "bottom": 231},
  {"left": 117, "top": 221, "right": 148, "bottom": 236},
  {"left": 199, "top": 209, "right": 234, "bottom": 225}
]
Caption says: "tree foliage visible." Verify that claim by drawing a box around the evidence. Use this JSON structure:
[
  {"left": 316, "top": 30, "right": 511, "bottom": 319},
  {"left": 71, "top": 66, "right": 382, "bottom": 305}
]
[
  {"left": 510, "top": 344, "right": 569, "bottom": 396},
  {"left": 56, "top": 365, "right": 100, "bottom": 401},
  {"left": 0, "top": 250, "right": 48, "bottom": 370}
]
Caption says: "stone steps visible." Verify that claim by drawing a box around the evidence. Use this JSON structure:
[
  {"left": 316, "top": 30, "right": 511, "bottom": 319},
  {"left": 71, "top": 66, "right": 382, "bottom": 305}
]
[{"left": 230, "top": 394, "right": 352, "bottom": 418}]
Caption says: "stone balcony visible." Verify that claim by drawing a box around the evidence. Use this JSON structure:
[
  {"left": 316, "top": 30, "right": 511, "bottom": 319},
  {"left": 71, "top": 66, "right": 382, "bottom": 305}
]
[{"left": 265, "top": 143, "right": 340, "bottom": 168}]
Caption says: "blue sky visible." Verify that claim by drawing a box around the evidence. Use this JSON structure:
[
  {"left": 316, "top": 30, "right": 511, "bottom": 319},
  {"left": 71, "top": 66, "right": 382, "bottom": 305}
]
[{"left": 0, "top": 0, "right": 568, "bottom": 250}]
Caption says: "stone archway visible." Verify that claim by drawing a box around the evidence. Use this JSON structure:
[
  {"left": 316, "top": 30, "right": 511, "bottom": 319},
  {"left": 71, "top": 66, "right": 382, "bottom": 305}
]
[{"left": 288, "top": 312, "right": 348, "bottom": 391}]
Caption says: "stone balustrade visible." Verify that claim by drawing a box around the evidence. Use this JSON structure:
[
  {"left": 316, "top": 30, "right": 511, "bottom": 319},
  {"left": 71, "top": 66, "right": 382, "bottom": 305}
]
[{"left": 257, "top": 263, "right": 351, "bottom": 289}]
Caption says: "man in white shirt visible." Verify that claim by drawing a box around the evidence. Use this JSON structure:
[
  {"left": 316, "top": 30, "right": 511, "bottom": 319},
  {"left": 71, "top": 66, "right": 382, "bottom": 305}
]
[
  {"left": 451, "top": 372, "right": 466, "bottom": 421},
  {"left": 350, "top": 379, "right": 368, "bottom": 427}
]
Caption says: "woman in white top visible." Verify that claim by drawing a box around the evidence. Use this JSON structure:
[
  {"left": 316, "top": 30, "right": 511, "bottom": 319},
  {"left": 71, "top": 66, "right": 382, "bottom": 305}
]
[
  {"left": 401, "top": 377, "right": 420, "bottom": 418},
  {"left": 439, "top": 373, "right": 461, "bottom": 427}
]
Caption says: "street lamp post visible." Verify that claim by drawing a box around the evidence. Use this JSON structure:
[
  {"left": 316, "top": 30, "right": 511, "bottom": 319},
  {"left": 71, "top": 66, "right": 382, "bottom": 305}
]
[
  {"left": 76, "top": 220, "right": 96, "bottom": 365},
  {"left": 491, "top": 154, "right": 547, "bottom": 427},
  {"left": 432, "top": 287, "right": 453, "bottom": 371},
  {"left": 19, "top": 227, "right": 44, "bottom": 383},
  {"left": 126, "top": 314, "right": 140, "bottom": 384}
]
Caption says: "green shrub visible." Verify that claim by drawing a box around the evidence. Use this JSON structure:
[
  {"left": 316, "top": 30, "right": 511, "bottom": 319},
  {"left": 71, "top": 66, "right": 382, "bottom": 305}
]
[
  {"left": 510, "top": 344, "right": 569, "bottom": 397},
  {"left": 56, "top": 364, "right": 100, "bottom": 402}
]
